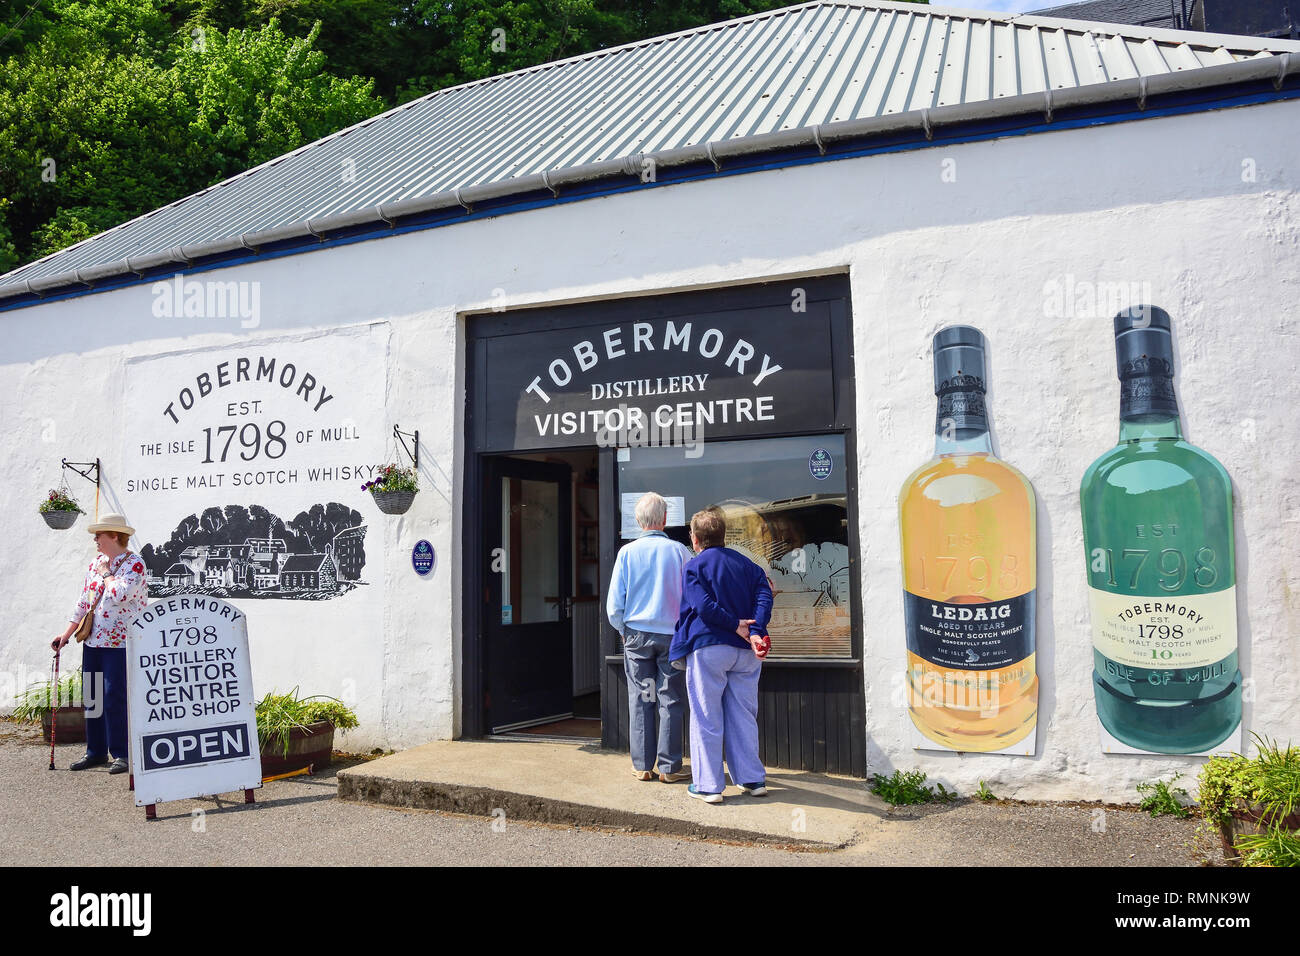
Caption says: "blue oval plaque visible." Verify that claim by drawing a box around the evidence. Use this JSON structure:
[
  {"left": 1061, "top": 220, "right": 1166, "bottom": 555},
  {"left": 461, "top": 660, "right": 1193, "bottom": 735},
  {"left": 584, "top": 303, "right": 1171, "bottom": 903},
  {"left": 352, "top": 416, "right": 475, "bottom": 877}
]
[
  {"left": 412, "top": 539, "right": 435, "bottom": 576},
  {"left": 809, "top": 448, "right": 833, "bottom": 481}
]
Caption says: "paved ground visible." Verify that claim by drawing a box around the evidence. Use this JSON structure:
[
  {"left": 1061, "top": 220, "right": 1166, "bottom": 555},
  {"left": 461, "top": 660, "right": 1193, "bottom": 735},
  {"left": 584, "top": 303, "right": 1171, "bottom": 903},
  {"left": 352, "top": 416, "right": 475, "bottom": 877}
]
[
  {"left": 337, "top": 738, "right": 879, "bottom": 847},
  {"left": 0, "top": 725, "right": 1220, "bottom": 866}
]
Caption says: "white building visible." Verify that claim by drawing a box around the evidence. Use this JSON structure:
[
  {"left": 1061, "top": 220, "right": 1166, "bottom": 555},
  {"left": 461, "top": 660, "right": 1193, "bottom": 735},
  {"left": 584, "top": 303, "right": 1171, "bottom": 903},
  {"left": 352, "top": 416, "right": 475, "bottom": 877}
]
[{"left": 4, "top": 2, "right": 1297, "bottom": 799}]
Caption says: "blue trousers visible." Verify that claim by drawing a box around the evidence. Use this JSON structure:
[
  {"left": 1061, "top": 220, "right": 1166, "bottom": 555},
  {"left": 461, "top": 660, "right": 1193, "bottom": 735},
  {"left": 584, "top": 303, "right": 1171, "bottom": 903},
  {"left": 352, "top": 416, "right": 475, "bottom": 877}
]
[
  {"left": 82, "top": 646, "right": 128, "bottom": 761},
  {"left": 686, "top": 643, "right": 764, "bottom": 794},
  {"left": 623, "top": 629, "right": 686, "bottom": 773}
]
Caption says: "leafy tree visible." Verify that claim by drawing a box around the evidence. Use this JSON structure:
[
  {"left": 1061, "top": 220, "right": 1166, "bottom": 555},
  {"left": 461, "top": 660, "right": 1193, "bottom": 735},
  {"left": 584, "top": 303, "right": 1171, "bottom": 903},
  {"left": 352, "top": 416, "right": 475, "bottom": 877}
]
[
  {"left": 0, "top": 199, "right": 18, "bottom": 273},
  {"left": 0, "top": 4, "right": 383, "bottom": 265}
]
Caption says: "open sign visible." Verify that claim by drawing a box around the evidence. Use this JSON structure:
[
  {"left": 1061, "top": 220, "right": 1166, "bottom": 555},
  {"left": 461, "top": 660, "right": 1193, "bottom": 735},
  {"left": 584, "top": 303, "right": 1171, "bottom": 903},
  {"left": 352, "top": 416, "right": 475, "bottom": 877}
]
[
  {"left": 129, "top": 596, "right": 261, "bottom": 807},
  {"left": 141, "top": 724, "right": 251, "bottom": 770}
]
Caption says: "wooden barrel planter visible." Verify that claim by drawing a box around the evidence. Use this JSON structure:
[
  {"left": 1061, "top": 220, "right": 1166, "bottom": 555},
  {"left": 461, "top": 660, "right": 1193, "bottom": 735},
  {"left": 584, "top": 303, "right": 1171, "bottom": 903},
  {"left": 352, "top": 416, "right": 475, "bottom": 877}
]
[
  {"left": 1218, "top": 806, "right": 1300, "bottom": 864},
  {"left": 41, "top": 707, "right": 86, "bottom": 743},
  {"left": 259, "top": 720, "right": 335, "bottom": 776}
]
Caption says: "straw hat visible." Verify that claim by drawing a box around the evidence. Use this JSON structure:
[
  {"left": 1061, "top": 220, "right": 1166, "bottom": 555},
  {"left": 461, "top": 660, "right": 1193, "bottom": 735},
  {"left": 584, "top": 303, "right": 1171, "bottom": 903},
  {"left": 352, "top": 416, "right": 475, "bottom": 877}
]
[{"left": 87, "top": 513, "right": 135, "bottom": 536}]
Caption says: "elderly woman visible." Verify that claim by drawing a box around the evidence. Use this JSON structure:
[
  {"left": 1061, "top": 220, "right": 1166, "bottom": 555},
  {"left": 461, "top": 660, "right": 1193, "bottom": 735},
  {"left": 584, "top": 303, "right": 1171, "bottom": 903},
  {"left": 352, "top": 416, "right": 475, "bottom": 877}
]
[
  {"left": 51, "top": 513, "right": 150, "bottom": 774},
  {"left": 669, "top": 509, "right": 773, "bottom": 804}
]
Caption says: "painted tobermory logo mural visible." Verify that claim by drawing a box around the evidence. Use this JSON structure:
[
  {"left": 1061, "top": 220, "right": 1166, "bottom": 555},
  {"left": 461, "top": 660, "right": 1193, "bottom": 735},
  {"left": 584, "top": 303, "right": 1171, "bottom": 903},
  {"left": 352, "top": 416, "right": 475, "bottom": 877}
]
[
  {"left": 139, "top": 503, "right": 367, "bottom": 600},
  {"left": 122, "top": 328, "right": 388, "bottom": 607}
]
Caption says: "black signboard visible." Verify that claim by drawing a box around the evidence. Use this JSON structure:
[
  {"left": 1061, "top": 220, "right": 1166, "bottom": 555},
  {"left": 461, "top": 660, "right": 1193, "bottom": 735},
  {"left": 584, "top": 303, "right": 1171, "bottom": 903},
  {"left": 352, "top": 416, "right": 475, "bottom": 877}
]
[{"left": 475, "top": 282, "right": 849, "bottom": 452}]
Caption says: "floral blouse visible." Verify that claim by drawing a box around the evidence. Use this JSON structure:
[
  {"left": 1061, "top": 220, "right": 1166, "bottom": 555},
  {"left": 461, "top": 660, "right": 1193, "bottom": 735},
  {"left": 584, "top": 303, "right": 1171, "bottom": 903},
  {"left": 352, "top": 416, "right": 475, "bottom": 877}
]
[{"left": 68, "top": 551, "right": 150, "bottom": 649}]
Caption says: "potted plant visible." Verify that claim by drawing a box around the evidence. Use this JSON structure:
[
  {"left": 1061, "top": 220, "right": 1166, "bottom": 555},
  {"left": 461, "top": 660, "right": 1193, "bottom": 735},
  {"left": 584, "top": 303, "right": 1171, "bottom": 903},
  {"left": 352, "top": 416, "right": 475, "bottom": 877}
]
[
  {"left": 255, "top": 688, "right": 359, "bottom": 776},
  {"left": 39, "top": 488, "right": 84, "bottom": 530},
  {"left": 11, "top": 673, "right": 86, "bottom": 743},
  {"left": 1197, "top": 734, "right": 1300, "bottom": 866},
  {"left": 362, "top": 463, "right": 418, "bottom": 515}
]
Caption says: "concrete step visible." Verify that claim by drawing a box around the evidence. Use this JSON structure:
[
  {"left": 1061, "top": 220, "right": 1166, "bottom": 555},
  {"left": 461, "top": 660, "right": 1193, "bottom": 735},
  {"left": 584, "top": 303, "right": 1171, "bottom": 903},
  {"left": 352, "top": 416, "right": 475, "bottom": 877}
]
[{"left": 337, "top": 739, "right": 886, "bottom": 847}]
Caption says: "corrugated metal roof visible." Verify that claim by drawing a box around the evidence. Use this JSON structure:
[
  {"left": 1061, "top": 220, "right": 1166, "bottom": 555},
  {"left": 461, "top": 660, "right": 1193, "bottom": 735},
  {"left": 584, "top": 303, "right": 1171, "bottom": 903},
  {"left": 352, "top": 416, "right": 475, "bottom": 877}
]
[{"left": 5, "top": 0, "right": 1299, "bottom": 297}]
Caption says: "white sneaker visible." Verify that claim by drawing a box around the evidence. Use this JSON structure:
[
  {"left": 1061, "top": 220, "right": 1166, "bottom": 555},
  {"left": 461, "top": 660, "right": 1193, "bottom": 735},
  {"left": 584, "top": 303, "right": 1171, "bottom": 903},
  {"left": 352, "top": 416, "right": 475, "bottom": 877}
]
[
  {"left": 737, "top": 782, "right": 768, "bottom": 796},
  {"left": 687, "top": 784, "right": 723, "bottom": 804}
]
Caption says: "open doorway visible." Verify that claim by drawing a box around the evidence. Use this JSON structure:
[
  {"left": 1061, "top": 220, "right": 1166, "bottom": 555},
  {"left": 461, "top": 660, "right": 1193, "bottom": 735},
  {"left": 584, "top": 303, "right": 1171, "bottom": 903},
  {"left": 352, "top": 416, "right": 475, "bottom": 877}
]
[
  {"left": 464, "top": 276, "right": 865, "bottom": 773},
  {"left": 484, "top": 447, "right": 602, "bottom": 740}
]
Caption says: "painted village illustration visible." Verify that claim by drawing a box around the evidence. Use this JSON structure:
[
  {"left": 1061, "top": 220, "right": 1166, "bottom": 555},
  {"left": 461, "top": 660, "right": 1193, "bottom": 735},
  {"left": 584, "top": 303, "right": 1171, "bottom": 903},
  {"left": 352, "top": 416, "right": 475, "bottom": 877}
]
[{"left": 138, "top": 503, "right": 367, "bottom": 600}]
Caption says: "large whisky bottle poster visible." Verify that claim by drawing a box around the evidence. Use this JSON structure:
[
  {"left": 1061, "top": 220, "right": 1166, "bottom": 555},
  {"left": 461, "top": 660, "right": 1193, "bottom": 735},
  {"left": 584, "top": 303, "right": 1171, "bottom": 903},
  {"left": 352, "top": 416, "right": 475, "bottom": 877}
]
[
  {"left": 899, "top": 328, "right": 1038, "bottom": 756},
  {"left": 121, "top": 325, "right": 387, "bottom": 606},
  {"left": 1080, "top": 307, "right": 1242, "bottom": 756}
]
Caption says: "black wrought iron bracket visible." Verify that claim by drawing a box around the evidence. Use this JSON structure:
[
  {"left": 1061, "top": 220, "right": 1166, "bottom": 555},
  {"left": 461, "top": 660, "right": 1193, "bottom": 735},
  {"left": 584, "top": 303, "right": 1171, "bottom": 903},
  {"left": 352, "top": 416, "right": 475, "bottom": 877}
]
[
  {"left": 62, "top": 457, "right": 100, "bottom": 488},
  {"left": 393, "top": 426, "right": 419, "bottom": 471}
]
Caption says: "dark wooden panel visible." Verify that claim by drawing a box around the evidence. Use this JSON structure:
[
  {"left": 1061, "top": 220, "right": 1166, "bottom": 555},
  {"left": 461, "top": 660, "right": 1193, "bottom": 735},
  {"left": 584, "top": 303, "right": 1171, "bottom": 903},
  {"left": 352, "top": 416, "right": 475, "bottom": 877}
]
[
  {"left": 812, "top": 668, "right": 827, "bottom": 771},
  {"left": 769, "top": 678, "right": 781, "bottom": 768},
  {"left": 850, "top": 671, "right": 866, "bottom": 778},
  {"left": 603, "top": 660, "right": 865, "bottom": 776},
  {"left": 836, "top": 677, "right": 851, "bottom": 774},
  {"left": 759, "top": 669, "right": 772, "bottom": 766},
  {"left": 784, "top": 671, "right": 796, "bottom": 770},
  {"left": 602, "top": 662, "right": 627, "bottom": 752}
]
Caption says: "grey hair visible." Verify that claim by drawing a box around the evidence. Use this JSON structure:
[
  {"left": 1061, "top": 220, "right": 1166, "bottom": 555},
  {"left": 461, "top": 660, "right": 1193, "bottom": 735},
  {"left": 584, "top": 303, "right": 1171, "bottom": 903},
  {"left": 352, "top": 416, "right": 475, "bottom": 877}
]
[{"left": 635, "top": 492, "right": 667, "bottom": 530}]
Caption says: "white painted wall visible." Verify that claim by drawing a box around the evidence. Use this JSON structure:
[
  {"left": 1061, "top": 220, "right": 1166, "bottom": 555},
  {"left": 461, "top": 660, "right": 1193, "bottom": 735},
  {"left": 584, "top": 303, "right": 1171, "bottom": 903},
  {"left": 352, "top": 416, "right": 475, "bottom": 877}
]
[{"left": 3, "top": 97, "right": 1297, "bottom": 799}]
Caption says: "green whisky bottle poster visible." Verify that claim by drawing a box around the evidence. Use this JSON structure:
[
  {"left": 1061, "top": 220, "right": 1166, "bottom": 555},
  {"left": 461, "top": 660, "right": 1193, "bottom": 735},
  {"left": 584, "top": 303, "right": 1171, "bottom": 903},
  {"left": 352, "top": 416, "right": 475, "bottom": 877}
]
[{"left": 1080, "top": 307, "right": 1242, "bottom": 755}]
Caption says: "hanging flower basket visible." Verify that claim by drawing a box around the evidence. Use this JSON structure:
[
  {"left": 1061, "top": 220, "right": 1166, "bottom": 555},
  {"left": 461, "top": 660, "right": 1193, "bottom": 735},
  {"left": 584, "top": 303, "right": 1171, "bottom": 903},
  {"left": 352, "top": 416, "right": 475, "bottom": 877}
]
[
  {"left": 39, "top": 488, "right": 83, "bottom": 530},
  {"left": 371, "top": 489, "right": 417, "bottom": 514},
  {"left": 362, "top": 464, "right": 418, "bottom": 515},
  {"left": 43, "top": 510, "right": 80, "bottom": 530}
]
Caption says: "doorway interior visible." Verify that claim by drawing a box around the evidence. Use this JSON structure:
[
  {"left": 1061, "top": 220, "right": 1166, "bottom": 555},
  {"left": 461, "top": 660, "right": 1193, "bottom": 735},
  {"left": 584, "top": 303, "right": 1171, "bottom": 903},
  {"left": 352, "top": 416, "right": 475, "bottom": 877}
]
[{"left": 485, "top": 447, "right": 602, "bottom": 740}]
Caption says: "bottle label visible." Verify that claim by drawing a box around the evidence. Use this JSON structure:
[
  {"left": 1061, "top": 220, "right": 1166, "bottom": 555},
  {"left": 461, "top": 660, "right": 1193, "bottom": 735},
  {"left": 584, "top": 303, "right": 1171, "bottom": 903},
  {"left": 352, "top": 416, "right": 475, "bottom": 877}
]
[
  {"left": 935, "top": 388, "right": 987, "bottom": 432},
  {"left": 903, "top": 591, "right": 1034, "bottom": 670},
  {"left": 1119, "top": 358, "right": 1178, "bottom": 418},
  {"left": 1087, "top": 586, "right": 1237, "bottom": 669}
]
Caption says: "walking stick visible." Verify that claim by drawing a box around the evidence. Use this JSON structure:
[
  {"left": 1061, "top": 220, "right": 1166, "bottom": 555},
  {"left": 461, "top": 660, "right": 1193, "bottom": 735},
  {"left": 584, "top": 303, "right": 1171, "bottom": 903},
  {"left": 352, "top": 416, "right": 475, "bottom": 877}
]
[{"left": 49, "top": 648, "right": 61, "bottom": 770}]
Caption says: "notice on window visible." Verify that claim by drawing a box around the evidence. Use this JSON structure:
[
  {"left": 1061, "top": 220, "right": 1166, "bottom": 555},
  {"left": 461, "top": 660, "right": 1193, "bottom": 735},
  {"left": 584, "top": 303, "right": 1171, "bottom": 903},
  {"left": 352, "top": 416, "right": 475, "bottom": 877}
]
[{"left": 620, "top": 494, "right": 686, "bottom": 538}]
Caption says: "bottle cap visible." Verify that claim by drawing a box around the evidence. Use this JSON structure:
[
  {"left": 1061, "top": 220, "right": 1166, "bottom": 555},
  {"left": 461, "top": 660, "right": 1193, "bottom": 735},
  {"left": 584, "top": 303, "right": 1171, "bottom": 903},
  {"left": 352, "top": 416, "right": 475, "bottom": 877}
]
[
  {"left": 1113, "top": 305, "right": 1174, "bottom": 379},
  {"left": 932, "top": 325, "right": 986, "bottom": 394}
]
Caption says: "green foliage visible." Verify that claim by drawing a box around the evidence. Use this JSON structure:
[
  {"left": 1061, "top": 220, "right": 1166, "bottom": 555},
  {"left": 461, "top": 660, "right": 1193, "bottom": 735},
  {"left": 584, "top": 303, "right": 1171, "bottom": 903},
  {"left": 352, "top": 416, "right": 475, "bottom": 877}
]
[
  {"left": 975, "top": 779, "right": 996, "bottom": 802},
  {"left": 1251, "top": 735, "right": 1300, "bottom": 825},
  {"left": 0, "top": 199, "right": 19, "bottom": 274},
  {"left": 39, "top": 488, "right": 84, "bottom": 514},
  {"left": 1234, "top": 828, "right": 1300, "bottom": 868},
  {"left": 363, "top": 464, "right": 417, "bottom": 494},
  {"left": 255, "top": 687, "right": 358, "bottom": 756},
  {"left": 1136, "top": 773, "right": 1192, "bottom": 818},
  {"left": 11, "top": 672, "right": 84, "bottom": 722},
  {"left": 870, "top": 769, "right": 956, "bottom": 806},
  {"left": 0, "top": 2, "right": 384, "bottom": 266},
  {"left": 1197, "top": 734, "right": 1299, "bottom": 867}
]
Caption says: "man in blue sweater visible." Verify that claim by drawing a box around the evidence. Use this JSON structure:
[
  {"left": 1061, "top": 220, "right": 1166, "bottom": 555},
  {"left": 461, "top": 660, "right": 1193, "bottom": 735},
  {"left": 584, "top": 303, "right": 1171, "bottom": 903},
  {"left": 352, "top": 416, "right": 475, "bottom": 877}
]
[
  {"left": 607, "top": 492, "right": 695, "bottom": 783},
  {"left": 670, "top": 509, "right": 773, "bottom": 804}
]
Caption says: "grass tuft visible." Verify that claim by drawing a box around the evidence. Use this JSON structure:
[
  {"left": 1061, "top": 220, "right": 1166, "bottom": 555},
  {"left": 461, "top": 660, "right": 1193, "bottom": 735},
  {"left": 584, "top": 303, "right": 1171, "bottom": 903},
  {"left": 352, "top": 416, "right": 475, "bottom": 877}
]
[{"left": 870, "top": 769, "right": 956, "bottom": 806}]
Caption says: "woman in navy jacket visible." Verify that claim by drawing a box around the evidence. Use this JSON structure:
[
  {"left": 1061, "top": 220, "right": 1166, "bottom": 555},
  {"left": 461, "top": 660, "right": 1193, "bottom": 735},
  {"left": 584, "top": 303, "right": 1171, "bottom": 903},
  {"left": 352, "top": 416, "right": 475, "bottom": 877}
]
[{"left": 669, "top": 509, "right": 772, "bottom": 803}]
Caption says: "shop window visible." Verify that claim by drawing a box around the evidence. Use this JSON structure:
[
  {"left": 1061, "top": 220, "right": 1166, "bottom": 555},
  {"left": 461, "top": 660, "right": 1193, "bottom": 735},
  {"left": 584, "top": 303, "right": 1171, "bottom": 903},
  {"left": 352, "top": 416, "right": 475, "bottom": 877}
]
[{"left": 618, "top": 435, "right": 852, "bottom": 660}]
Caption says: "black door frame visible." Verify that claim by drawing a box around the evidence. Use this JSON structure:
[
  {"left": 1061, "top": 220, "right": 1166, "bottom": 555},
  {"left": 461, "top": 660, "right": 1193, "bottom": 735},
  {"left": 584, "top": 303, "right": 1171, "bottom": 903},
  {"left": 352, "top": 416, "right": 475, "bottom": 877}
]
[
  {"left": 462, "top": 276, "right": 864, "bottom": 774},
  {"left": 481, "top": 454, "right": 574, "bottom": 733}
]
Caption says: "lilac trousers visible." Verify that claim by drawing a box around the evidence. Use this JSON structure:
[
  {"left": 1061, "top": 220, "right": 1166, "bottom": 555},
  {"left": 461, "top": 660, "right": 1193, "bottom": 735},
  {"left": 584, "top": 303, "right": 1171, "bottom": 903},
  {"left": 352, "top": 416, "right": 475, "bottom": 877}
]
[{"left": 685, "top": 643, "right": 764, "bottom": 794}]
